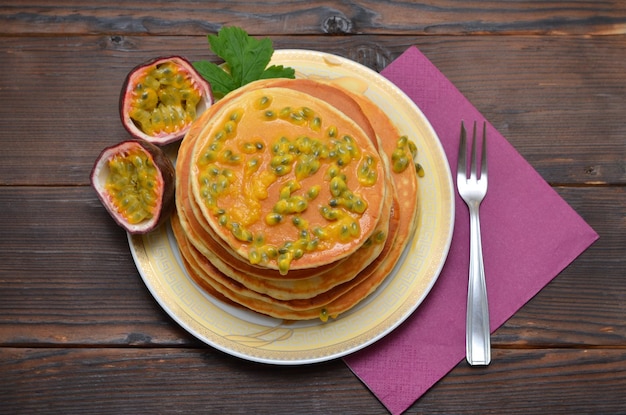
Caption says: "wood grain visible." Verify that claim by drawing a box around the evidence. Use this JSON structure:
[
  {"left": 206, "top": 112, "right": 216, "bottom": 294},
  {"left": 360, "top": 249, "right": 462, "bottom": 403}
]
[
  {"left": 1, "top": 1, "right": 625, "bottom": 36},
  {"left": 415, "top": 348, "right": 626, "bottom": 414},
  {"left": 1, "top": 347, "right": 624, "bottom": 414},
  {"left": 0, "top": 35, "right": 624, "bottom": 185}
]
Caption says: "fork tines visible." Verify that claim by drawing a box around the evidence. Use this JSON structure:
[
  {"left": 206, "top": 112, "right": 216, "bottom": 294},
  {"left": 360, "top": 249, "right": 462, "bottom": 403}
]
[{"left": 459, "top": 120, "right": 487, "bottom": 183}]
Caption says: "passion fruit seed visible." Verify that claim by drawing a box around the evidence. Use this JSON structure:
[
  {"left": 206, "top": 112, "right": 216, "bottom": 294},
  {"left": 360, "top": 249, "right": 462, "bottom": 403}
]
[
  {"left": 357, "top": 155, "right": 378, "bottom": 186},
  {"left": 255, "top": 96, "right": 272, "bottom": 110},
  {"left": 311, "top": 116, "right": 322, "bottom": 131},
  {"left": 375, "top": 230, "right": 386, "bottom": 243},
  {"left": 230, "top": 222, "right": 254, "bottom": 242},
  {"left": 391, "top": 135, "right": 420, "bottom": 173},
  {"left": 307, "top": 185, "right": 321, "bottom": 200},
  {"left": 326, "top": 125, "right": 338, "bottom": 138},
  {"left": 319, "top": 308, "right": 330, "bottom": 322},
  {"left": 393, "top": 135, "right": 424, "bottom": 176},
  {"left": 416, "top": 162, "right": 425, "bottom": 177},
  {"left": 265, "top": 212, "right": 283, "bottom": 225}
]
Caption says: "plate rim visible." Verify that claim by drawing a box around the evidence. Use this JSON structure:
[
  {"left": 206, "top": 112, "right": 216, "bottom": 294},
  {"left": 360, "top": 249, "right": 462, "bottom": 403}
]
[{"left": 128, "top": 49, "right": 455, "bottom": 365}]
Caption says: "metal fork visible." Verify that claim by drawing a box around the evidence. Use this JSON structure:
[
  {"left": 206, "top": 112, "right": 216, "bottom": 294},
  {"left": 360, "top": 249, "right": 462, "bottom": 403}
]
[{"left": 457, "top": 121, "right": 491, "bottom": 366}]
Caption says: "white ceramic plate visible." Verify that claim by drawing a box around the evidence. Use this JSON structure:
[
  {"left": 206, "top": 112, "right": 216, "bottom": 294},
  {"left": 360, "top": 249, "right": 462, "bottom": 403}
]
[{"left": 128, "top": 49, "right": 454, "bottom": 365}]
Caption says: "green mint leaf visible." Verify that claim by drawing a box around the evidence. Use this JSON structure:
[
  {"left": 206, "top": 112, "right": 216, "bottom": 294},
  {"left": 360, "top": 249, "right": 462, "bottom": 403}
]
[
  {"left": 192, "top": 60, "right": 236, "bottom": 98},
  {"left": 260, "top": 65, "right": 296, "bottom": 80},
  {"left": 238, "top": 37, "right": 274, "bottom": 85},
  {"left": 195, "top": 26, "right": 296, "bottom": 97},
  {"left": 208, "top": 27, "right": 273, "bottom": 86}
]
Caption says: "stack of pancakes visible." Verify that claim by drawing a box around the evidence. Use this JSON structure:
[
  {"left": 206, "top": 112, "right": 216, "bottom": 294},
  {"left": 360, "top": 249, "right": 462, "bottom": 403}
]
[{"left": 172, "top": 78, "right": 419, "bottom": 321}]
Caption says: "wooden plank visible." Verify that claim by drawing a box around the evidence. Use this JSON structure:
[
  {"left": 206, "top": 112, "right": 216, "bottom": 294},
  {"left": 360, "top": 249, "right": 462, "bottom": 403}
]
[
  {"left": 0, "top": 186, "right": 623, "bottom": 347},
  {"left": 0, "top": 35, "right": 624, "bottom": 186},
  {"left": 0, "top": 347, "right": 373, "bottom": 414},
  {"left": 0, "top": 186, "right": 189, "bottom": 345},
  {"left": 1, "top": 347, "right": 625, "bottom": 414},
  {"left": 1, "top": 1, "right": 625, "bottom": 36},
  {"left": 411, "top": 348, "right": 626, "bottom": 414}
]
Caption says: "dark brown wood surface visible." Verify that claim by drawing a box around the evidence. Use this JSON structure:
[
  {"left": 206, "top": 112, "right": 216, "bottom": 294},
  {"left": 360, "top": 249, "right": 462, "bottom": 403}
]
[{"left": 1, "top": 2, "right": 624, "bottom": 414}]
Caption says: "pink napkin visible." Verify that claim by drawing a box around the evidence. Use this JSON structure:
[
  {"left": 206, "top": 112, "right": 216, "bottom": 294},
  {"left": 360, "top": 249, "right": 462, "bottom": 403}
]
[{"left": 343, "top": 46, "right": 599, "bottom": 414}]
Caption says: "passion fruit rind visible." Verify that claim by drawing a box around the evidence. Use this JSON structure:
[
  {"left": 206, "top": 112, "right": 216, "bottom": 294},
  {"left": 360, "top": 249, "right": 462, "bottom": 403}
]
[
  {"left": 90, "top": 138, "right": 176, "bottom": 234},
  {"left": 119, "top": 55, "right": 213, "bottom": 146}
]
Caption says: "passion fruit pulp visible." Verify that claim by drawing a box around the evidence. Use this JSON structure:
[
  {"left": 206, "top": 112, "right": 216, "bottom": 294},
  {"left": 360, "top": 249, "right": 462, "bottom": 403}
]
[
  {"left": 91, "top": 139, "right": 175, "bottom": 234},
  {"left": 120, "top": 56, "right": 213, "bottom": 145}
]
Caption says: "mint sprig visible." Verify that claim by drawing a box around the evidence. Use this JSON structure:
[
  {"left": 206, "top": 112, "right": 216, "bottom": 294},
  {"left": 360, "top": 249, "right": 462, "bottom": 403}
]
[{"left": 193, "top": 26, "right": 295, "bottom": 99}]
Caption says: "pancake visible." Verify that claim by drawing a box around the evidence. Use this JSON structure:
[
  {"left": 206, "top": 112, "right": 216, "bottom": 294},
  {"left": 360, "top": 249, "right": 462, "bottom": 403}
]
[
  {"left": 172, "top": 78, "right": 420, "bottom": 321},
  {"left": 173, "top": 88, "right": 394, "bottom": 301},
  {"left": 189, "top": 86, "right": 387, "bottom": 273}
]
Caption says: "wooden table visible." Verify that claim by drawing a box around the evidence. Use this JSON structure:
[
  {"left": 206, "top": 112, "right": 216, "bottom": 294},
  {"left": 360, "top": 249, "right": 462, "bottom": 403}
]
[{"left": 1, "top": 2, "right": 625, "bottom": 413}]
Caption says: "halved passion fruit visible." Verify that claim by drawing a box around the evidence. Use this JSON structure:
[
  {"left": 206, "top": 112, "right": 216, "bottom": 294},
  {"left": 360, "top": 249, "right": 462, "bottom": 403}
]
[
  {"left": 120, "top": 56, "right": 213, "bottom": 145},
  {"left": 91, "top": 139, "right": 175, "bottom": 234}
]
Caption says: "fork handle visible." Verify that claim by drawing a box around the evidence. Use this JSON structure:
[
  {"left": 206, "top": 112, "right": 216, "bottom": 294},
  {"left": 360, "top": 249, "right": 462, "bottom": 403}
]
[{"left": 466, "top": 203, "right": 491, "bottom": 365}]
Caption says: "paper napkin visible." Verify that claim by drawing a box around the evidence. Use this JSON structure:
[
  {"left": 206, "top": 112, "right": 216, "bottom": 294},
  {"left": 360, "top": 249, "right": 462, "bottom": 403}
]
[{"left": 343, "top": 46, "right": 599, "bottom": 415}]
